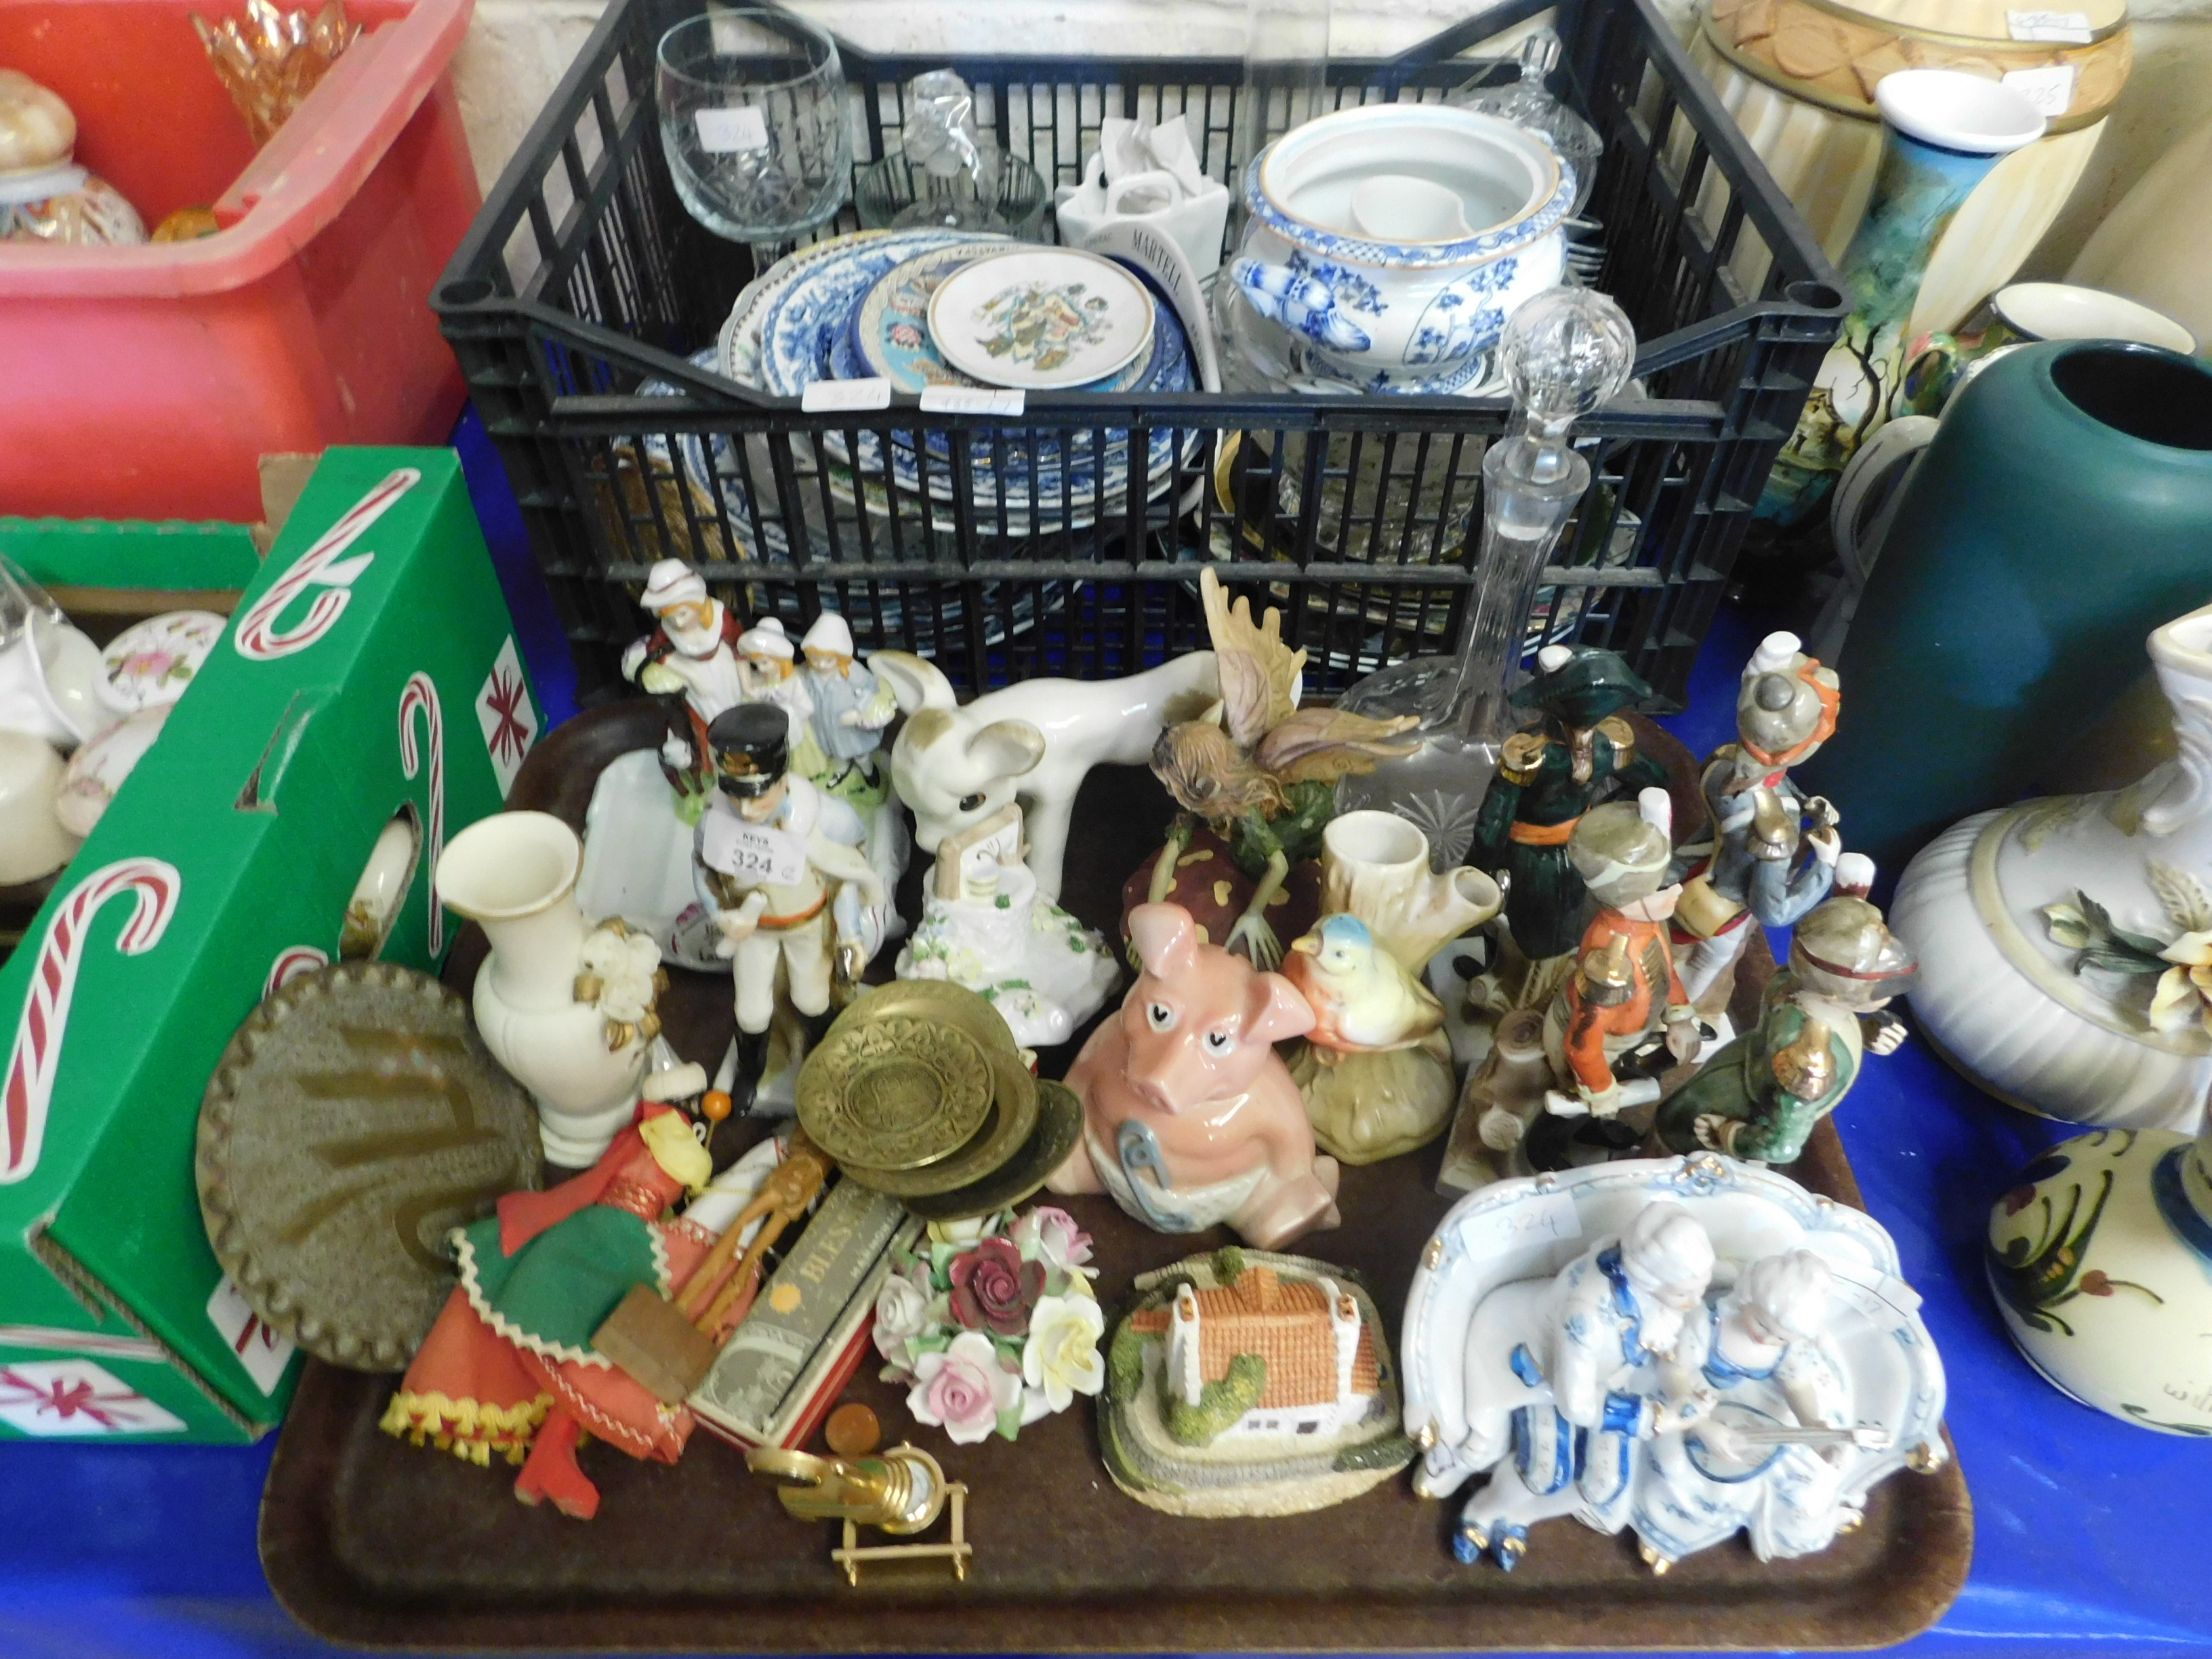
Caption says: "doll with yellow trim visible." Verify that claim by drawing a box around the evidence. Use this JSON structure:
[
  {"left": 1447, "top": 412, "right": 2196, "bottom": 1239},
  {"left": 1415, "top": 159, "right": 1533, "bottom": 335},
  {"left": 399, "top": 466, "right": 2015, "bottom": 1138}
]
[{"left": 382, "top": 1102, "right": 743, "bottom": 1519}]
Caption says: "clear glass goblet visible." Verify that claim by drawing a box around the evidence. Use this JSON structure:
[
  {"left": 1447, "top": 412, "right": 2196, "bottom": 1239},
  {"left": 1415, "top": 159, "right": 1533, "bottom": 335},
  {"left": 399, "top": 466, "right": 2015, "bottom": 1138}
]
[{"left": 656, "top": 9, "right": 851, "bottom": 249}]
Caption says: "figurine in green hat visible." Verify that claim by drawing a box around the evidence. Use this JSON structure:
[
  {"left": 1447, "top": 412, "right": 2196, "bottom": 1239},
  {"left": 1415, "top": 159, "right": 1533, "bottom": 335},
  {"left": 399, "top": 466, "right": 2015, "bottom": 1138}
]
[{"left": 1471, "top": 644, "right": 1669, "bottom": 964}]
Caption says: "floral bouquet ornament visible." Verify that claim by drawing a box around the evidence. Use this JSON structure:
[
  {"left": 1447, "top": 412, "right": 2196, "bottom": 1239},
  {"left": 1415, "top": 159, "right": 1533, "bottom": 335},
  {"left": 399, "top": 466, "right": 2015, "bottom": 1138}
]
[{"left": 872, "top": 1207, "right": 1105, "bottom": 1443}]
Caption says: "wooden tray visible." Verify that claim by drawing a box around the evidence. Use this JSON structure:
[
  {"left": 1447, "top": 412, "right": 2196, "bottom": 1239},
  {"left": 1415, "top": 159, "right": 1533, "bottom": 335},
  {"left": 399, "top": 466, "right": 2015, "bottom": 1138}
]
[{"left": 260, "top": 706, "right": 1971, "bottom": 1651}]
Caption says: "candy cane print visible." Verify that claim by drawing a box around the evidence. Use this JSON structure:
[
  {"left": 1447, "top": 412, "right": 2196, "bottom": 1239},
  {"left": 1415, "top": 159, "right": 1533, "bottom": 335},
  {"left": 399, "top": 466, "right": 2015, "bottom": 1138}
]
[
  {"left": 264, "top": 945, "right": 329, "bottom": 997},
  {"left": 400, "top": 674, "right": 445, "bottom": 955},
  {"left": 3, "top": 859, "right": 181, "bottom": 1184},
  {"left": 233, "top": 468, "right": 419, "bottom": 661}
]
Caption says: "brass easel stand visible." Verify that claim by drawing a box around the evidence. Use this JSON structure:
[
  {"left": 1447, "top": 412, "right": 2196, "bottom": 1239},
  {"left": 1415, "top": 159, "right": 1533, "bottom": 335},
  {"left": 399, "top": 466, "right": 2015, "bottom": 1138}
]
[{"left": 747, "top": 1443, "right": 974, "bottom": 1586}]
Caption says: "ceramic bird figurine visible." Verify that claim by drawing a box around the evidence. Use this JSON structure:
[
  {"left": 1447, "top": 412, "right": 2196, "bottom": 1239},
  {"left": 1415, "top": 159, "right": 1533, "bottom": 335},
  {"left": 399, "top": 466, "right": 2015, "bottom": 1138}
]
[
  {"left": 1145, "top": 568, "right": 1418, "bottom": 968},
  {"left": 1284, "top": 915, "right": 1446, "bottom": 1063}
]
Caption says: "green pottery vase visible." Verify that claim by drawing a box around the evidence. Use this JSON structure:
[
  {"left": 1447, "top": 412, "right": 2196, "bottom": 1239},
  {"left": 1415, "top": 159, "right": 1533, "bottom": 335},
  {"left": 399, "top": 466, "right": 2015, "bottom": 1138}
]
[{"left": 1803, "top": 340, "right": 2212, "bottom": 868}]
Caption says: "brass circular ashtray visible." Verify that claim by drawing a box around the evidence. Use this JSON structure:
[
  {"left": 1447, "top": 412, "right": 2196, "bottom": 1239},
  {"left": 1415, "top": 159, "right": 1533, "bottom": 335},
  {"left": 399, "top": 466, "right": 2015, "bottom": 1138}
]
[
  {"left": 900, "top": 1079, "right": 1084, "bottom": 1223},
  {"left": 840, "top": 1048, "right": 1040, "bottom": 1199},
  {"left": 798, "top": 1006, "right": 995, "bottom": 1171}
]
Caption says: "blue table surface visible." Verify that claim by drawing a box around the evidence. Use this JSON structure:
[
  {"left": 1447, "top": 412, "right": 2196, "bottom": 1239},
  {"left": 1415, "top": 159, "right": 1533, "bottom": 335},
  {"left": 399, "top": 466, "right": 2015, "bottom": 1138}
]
[{"left": 4, "top": 434, "right": 2205, "bottom": 1659}]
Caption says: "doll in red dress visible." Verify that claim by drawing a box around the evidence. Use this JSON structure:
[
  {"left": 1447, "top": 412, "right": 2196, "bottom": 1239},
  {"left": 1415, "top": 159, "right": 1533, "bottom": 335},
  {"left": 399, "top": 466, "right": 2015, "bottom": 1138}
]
[{"left": 382, "top": 1102, "right": 752, "bottom": 1519}]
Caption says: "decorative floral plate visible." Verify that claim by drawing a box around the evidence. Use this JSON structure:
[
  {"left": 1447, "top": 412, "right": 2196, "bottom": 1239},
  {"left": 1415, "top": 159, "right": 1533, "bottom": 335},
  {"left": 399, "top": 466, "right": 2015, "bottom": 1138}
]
[
  {"left": 927, "top": 246, "right": 1155, "bottom": 390},
  {"left": 97, "top": 609, "right": 224, "bottom": 716}
]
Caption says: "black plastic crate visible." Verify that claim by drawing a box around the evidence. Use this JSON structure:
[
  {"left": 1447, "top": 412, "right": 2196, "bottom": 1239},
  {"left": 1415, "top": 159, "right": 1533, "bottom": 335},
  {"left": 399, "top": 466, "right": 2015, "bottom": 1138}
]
[{"left": 436, "top": 0, "right": 1845, "bottom": 708}]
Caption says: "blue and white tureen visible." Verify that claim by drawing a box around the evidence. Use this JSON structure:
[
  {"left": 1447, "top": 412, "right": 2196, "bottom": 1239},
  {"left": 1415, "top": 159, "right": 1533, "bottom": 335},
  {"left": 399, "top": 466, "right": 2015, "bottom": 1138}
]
[{"left": 1231, "top": 103, "right": 1573, "bottom": 391}]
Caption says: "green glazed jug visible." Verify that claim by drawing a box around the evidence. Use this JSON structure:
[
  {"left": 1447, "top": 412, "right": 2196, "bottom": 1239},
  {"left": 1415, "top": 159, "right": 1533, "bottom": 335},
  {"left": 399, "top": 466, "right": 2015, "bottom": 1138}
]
[{"left": 1802, "top": 341, "right": 2212, "bottom": 869}]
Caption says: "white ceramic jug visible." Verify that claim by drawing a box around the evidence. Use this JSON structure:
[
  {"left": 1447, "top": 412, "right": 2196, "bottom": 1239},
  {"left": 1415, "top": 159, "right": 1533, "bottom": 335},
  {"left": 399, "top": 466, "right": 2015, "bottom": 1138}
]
[
  {"left": 436, "top": 811, "right": 659, "bottom": 1165},
  {"left": 1892, "top": 602, "right": 2212, "bottom": 1130}
]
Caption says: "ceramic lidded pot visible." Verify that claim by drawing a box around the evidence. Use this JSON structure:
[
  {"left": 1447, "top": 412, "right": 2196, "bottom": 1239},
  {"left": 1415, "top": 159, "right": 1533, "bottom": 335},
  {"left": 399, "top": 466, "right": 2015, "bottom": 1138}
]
[
  {"left": 1890, "top": 602, "right": 2212, "bottom": 1132},
  {"left": 1986, "top": 1116, "right": 2212, "bottom": 1434},
  {"left": 1228, "top": 103, "right": 1574, "bottom": 390},
  {"left": 0, "top": 68, "right": 145, "bottom": 246}
]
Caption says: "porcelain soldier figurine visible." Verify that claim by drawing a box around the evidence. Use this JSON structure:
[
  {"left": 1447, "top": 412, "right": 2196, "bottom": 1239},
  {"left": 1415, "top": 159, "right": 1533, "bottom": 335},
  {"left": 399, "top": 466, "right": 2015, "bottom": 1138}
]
[
  {"left": 1656, "top": 861, "right": 1914, "bottom": 1166},
  {"left": 621, "top": 558, "right": 745, "bottom": 800},
  {"left": 694, "top": 705, "right": 886, "bottom": 1110},
  {"left": 1472, "top": 645, "right": 1671, "bottom": 967},
  {"left": 797, "top": 613, "right": 897, "bottom": 809},
  {"left": 1540, "top": 790, "right": 1700, "bottom": 1126},
  {"left": 1671, "top": 634, "right": 1843, "bottom": 1022},
  {"left": 1451, "top": 1202, "right": 1721, "bottom": 1569}
]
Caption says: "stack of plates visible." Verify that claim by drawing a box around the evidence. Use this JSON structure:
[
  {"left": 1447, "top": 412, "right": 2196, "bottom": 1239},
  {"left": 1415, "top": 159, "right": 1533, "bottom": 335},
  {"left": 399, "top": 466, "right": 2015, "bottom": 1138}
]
[
  {"left": 720, "top": 228, "right": 1200, "bottom": 534},
  {"left": 796, "top": 981, "right": 1081, "bottom": 1223}
]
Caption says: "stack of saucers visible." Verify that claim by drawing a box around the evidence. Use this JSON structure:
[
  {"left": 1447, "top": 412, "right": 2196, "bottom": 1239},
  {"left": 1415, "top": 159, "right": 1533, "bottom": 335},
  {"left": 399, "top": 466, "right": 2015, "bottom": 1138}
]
[
  {"left": 795, "top": 980, "right": 1081, "bottom": 1223},
  {"left": 720, "top": 228, "right": 1200, "bottom": 535}
]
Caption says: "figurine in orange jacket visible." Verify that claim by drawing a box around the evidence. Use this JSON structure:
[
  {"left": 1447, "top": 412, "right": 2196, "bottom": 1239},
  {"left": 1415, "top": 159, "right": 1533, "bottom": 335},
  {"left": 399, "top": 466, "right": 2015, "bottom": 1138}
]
[{"left": 1542, "top": 790, "right": 1701, "bottom": 1118}]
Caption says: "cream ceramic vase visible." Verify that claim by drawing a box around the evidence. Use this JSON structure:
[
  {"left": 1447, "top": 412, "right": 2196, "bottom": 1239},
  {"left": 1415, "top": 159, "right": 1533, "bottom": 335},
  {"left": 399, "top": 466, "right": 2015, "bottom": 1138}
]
[
  {"left": 2067, "top": 111, "right": 2212, "bottom": 359},
  {"left": 1688, "top": 0, "right": 2129, "bottom": 335},
  {"left": 1891, "top": 604, "right": 2212, "bottom": 1132},
  {"left": 1986, "top": 1122, "right": 2212, "bottom": 1433},
  {"left": 1321, "top": 810, "right": 1504, "bottom": 970},
  {"left": 436, "top": 811, "right": 653, "bottom": 1166}
]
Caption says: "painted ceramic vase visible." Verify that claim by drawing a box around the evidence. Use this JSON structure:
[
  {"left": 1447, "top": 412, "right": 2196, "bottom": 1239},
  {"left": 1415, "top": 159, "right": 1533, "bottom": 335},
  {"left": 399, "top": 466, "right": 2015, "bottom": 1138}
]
[
  {"left": 1227, "top": 103, "right": 1573, "bottom": 391},
  {"left": 1687, "top": 0, "right": 2129, "bottom": 337},
  {"left": 1759, "top": 70, "right": 2043, "bottom": 527},
  {"left": 1320, "top": 811, "right": 1502, "bottom": 970},
  {"left": 1890, "top": 602, "right": 2212, "bottom": 1132},
  {"left": 435, "top": 811, "right": 660, "bottom": 1166},
  {"left": 1805, "top": 344, "right": 2212, "bottom": 869},
  {"left": 1987, "top": 1124, "right": 2212, "bottom": 1433}
]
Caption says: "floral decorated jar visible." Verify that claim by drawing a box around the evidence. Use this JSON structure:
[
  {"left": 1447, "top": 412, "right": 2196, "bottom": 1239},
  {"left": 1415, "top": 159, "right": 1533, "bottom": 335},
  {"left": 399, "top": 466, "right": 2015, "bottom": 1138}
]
[
  {"left": 1987, "top": 1122, "right": 2212, "bottom": 1435},
  {"left": 1229, "top": 103, "right": 1573, "bottom": 392}
]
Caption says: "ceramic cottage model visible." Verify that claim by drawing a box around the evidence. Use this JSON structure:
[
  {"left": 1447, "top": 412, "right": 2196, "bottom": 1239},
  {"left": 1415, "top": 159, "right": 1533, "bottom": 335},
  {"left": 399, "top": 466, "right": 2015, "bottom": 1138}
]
[
  {"left": 1401, "top": 1155, "right": 1948, "bottom": 1573},
  {"left": 1099, "top": 1248, "right": 1412, "bottom": 1517},
  {"left": 1986, "top": 1114, "right": 2212, "bottom": 1435},
  {"left": 436, "top": 811, "right": 670, "bottom": 1167},
  {"left": 1049, "top": 903, "right": 1338, "bottom": 1250},
  {"left": 1892, "top": 602, "right": 2212, "bottom": 1132}
]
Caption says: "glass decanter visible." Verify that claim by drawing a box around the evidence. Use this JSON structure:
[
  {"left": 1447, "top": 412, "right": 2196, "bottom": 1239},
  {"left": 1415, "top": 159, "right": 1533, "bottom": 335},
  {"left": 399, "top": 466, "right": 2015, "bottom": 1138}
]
[{"left": 1334, "top": 286, "right": 1635, "bottom": 866}]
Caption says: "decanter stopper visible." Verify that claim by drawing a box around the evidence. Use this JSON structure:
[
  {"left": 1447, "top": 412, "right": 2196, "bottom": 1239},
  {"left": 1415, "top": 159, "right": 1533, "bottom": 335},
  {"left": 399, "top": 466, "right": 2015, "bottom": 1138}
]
[
  {"left": 904, "top": 70, "right": 983, "bottom": 182},
  {"left": 1498, "top": 285, "right": 1636, "bottom": 449}
]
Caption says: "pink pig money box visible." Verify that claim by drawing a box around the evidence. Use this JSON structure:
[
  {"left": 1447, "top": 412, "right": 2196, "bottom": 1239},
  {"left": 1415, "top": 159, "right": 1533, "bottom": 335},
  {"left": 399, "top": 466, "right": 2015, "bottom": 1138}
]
[{"left": 1049, "top": 903, "right": 1342, "bottom": 1250}]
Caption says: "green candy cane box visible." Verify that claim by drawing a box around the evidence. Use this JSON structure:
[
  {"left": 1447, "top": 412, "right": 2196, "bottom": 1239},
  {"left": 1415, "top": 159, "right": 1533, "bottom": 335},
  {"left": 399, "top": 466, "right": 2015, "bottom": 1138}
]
[{"left": 0, "top": 450, "right": 540, "bottom": 1442}]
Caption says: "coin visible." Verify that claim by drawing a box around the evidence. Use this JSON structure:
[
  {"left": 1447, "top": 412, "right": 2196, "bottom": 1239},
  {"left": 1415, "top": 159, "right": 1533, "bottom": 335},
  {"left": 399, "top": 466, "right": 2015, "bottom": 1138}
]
[
  {"left": 899, "top": 1078, "right": 1085, "bottom": 1224},
  {"left": 836, "top": 1048, "right": 1039, "bottom": 1199},
  {"left": 824, "top": 1401, "right": 882, "bottom": 1458},
  {"left": 797, "top": 1008, "right": 994, "bottom": 1171}
]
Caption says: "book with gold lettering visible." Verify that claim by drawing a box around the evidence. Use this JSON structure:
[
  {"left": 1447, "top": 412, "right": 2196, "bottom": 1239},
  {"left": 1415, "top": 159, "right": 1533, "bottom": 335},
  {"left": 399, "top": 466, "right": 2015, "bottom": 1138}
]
[{"left": 688, "top": 1175, "right": 920, "bottom": 1450}]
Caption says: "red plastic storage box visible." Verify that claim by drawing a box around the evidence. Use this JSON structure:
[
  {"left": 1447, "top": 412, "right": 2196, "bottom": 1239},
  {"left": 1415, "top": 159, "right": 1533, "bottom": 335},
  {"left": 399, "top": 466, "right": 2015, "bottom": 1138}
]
[{"left": 0, "top": 0, "right": 480, "bottom": 522}]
